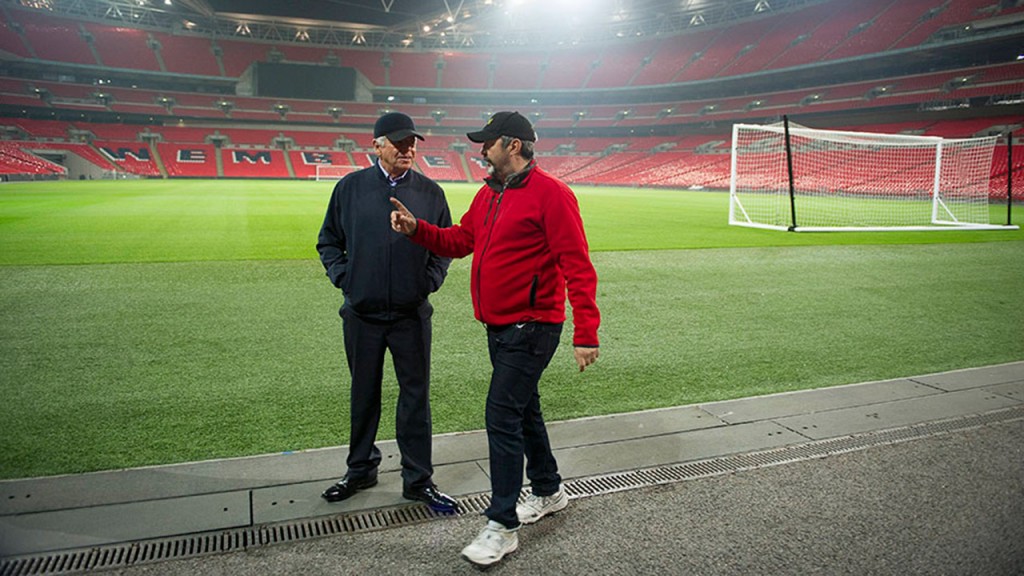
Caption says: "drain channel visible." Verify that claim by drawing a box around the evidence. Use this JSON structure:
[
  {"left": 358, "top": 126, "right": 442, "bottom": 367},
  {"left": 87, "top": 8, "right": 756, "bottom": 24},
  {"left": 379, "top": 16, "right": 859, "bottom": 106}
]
[{"left": 2, "top": 406, "right": 1021, "bottom": 576}]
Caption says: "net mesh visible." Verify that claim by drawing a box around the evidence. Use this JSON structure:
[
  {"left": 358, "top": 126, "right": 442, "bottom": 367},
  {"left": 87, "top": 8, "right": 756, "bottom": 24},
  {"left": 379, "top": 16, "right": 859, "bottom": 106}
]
[{"left": 729, "top": 122, "right": 998, "bottom": 230}]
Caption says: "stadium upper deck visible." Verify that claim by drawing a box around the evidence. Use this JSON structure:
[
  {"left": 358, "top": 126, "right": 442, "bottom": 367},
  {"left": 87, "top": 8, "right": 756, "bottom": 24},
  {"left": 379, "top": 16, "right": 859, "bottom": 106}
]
[{"left": 0, "top": 0, "right": 1020, "bottom": 186}]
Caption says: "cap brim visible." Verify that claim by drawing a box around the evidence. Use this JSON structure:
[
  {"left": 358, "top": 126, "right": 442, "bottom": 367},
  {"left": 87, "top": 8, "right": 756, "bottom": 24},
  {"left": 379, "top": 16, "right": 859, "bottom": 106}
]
[
  {"left": 466, "top": 129, "right": 496, "bottom": 143},
  {"left": 386, "top": 129, "right": 424, "bottom": 141}
]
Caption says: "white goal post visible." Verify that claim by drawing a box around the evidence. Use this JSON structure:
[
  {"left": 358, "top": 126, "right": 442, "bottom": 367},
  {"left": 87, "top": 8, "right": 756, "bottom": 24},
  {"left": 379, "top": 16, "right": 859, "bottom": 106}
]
[
  {"left": 314, "top": 164, "right": 361, "bottom": 181},
  {"left": 729, "top": 120, "right": 1018, "bottom": 231}
]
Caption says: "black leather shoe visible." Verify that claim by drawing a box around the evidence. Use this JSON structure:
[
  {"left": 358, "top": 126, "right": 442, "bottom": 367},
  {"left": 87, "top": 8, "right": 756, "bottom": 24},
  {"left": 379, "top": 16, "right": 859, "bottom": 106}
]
[
  {"left": 402, "top": 485, "right": 458, "bottom": 513},
  {"left": 321, "top": 475, "right": 378, "bottom": 503}
]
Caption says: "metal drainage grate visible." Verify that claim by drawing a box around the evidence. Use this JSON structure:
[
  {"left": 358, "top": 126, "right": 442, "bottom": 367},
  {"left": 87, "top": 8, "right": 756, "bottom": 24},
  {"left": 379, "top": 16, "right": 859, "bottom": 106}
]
[
  {"left": 565, "top": 406, "right": 1024, "bottom": 500},
  {"left": 2, "top": 405, "right": 1021, "bottom": 576}
]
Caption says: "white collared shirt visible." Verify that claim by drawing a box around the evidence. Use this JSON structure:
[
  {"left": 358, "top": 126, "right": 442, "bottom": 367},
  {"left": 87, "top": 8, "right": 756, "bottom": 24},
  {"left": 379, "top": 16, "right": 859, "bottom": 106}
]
[{"left": 378, "top": 161, "right": 409, "bottom": 187}]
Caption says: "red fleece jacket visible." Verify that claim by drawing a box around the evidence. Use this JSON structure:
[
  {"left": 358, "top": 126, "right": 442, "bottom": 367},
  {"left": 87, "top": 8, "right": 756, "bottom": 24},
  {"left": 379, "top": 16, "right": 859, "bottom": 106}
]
[{"left": 410, "top": 165, "right": 600, "bottom": 347}]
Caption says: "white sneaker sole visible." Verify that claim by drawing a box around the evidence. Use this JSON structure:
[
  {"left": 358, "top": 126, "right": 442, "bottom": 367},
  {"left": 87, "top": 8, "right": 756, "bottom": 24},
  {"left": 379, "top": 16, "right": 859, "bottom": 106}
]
[{"left": 461, "top": 541, "right": 518, "bottom": 567}]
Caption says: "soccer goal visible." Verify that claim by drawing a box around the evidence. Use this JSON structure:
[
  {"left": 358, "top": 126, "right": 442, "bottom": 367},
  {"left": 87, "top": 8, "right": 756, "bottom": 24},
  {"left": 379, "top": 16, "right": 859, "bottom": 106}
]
[
  {"left": 313, "top": 164, "right": 361, "bottom": 181},
  {"left": 729, "top": 119, "right": 1017, "bottom": 231}
]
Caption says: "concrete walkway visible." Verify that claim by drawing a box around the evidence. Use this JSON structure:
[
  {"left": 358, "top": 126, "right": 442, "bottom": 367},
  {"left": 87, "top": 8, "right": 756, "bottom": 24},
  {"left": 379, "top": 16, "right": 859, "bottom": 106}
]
[{"left": 1, "top": 362, "right": 1022, "bottom": 574}]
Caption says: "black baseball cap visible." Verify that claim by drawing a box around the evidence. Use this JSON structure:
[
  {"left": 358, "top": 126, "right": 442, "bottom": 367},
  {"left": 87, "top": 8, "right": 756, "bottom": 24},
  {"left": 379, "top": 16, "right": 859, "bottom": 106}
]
[
  {"left": 467, "top": 111, "right": 536, "bottom": 143},
  {"left": 374, "top": 112, "right": 424, "bottom": 142}
]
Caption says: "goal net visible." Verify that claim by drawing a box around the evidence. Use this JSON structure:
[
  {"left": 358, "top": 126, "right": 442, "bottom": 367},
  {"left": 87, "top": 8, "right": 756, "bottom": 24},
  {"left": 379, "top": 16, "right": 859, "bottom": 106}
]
[
  {"left": 729, "top": 122, "right": 1014, "bottom": 231},
  {"left": 314, "top": 164, "right": 361, "bottom": 181}
]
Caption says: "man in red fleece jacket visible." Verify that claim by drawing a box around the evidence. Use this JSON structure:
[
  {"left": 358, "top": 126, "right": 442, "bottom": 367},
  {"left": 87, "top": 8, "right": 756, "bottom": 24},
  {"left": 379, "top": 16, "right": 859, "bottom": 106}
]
[{"left": 390, "top": 111, "right": 600, "bottom": 568}]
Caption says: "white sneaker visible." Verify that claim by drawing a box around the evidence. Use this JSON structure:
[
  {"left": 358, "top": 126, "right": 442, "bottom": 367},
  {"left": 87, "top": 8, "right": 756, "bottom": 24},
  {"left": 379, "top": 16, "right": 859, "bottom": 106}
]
[
  {"left": 461, "top": 520, "right": 519, "bottom": 567},
  {"left": 516, "top": 487, "right": 568, "bottom": 524}
]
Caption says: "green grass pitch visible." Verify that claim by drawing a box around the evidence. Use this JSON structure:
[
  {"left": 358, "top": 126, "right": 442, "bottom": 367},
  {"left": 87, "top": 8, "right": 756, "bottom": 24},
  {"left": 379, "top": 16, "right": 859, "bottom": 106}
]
[{"left": 1, "top": 179, "right": 1022, "bottom": 479}]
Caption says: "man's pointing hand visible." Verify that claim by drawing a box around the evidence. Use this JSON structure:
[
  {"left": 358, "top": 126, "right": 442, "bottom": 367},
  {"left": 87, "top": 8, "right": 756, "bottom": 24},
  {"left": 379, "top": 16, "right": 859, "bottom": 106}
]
[{"left": 390, "top": 197, "right": 418, "bottom": 236}]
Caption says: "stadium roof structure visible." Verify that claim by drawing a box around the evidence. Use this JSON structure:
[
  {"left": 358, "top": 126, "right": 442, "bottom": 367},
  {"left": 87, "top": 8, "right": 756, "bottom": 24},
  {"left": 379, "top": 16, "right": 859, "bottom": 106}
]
[{"left": 23, "top": 0, "right": 831, "bottom": 49}]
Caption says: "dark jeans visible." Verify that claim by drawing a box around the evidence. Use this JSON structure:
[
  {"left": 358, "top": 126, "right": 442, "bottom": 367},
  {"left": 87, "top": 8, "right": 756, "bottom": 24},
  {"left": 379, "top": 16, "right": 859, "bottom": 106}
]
[
  {"left": 341, "top": 308, "right": 433, "bottom": 491},
  {"left": 483, "top": 322, "right": 563, "bottom": 528}
]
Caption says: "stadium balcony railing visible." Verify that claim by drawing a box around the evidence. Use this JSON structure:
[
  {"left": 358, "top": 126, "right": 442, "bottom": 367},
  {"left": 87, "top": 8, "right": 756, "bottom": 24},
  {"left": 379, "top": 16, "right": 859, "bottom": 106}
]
[
  {"left": 170, "top": 107, "right": 231, "bottom": 119},
  {"left": 31, "top": 80, "right": 95, "bottom": 100},
  {"left": 277, "top": 100, "right": 331, "bottom": 115},
  {"left": 109, "top": 102, "right": 167, "bottom": 116},
  {"left": 284, "top": 130, "right": 348, "bottom": 148},
  {"left": 219, "top": 128, "right": 302, "bottom": 147},
  {"left": 164, "top": 92, "right": 226, "bottom": 108},
  {"left": 86, "top": 124, "right": 147, "bottom": 141},
  {"left": 1, "top": 94, "right": 47, "bottom": 108},
  {"left": 228, "top": 110, "right": 283, "bottom": 122},
  {"left": 153, "top": 127, "right": 216, "bottom": 144},
  {"left": 274, "top": 43, "right": 344, "bottom": 67}
]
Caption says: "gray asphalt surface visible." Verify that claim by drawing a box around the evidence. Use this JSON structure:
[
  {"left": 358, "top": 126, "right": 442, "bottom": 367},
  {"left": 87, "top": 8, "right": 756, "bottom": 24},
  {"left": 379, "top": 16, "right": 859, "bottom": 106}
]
[{"left": 104, "top": 419, "right": 1024, "bottom": 576}]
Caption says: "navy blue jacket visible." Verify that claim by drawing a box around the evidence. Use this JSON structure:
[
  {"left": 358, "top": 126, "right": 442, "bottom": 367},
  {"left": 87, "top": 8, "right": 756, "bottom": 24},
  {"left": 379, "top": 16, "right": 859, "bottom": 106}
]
[{"left": 317, "top": 163, "right": 452, "bottom": 320}]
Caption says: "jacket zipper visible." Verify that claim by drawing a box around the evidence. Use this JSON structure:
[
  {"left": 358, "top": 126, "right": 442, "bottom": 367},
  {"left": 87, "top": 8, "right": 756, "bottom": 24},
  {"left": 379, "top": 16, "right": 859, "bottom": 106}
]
[
  {"left": 386, "top": 187, "right": 396, "bottom": 316},
  {"left": 475, "top": 189, "right": 503, "bottom": 325}
]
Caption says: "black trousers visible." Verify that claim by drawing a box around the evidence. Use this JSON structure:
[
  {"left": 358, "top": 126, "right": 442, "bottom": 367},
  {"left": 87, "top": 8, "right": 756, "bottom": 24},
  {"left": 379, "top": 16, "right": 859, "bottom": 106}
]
[
  {"left": 483, "top": 322, "right": 563, "bottom": 528},
  {"left": 341, "top": 307, "right": 433, "bottom": 491}
]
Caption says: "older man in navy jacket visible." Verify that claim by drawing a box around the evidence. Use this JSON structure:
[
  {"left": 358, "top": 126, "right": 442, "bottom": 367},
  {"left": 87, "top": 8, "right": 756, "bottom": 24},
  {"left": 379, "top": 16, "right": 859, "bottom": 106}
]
[{"left": 317, "top": 112, "right": 456, "bottom": 512}]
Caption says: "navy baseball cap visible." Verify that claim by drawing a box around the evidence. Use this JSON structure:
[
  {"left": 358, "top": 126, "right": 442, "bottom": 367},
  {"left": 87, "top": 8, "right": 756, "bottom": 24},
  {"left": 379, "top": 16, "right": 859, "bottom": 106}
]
[
  {"left": 467, "top": 111, "right": 536, "bottom": 143},
  {"left": 374, "top": 112, "right": 424, "bottom": 141}
]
